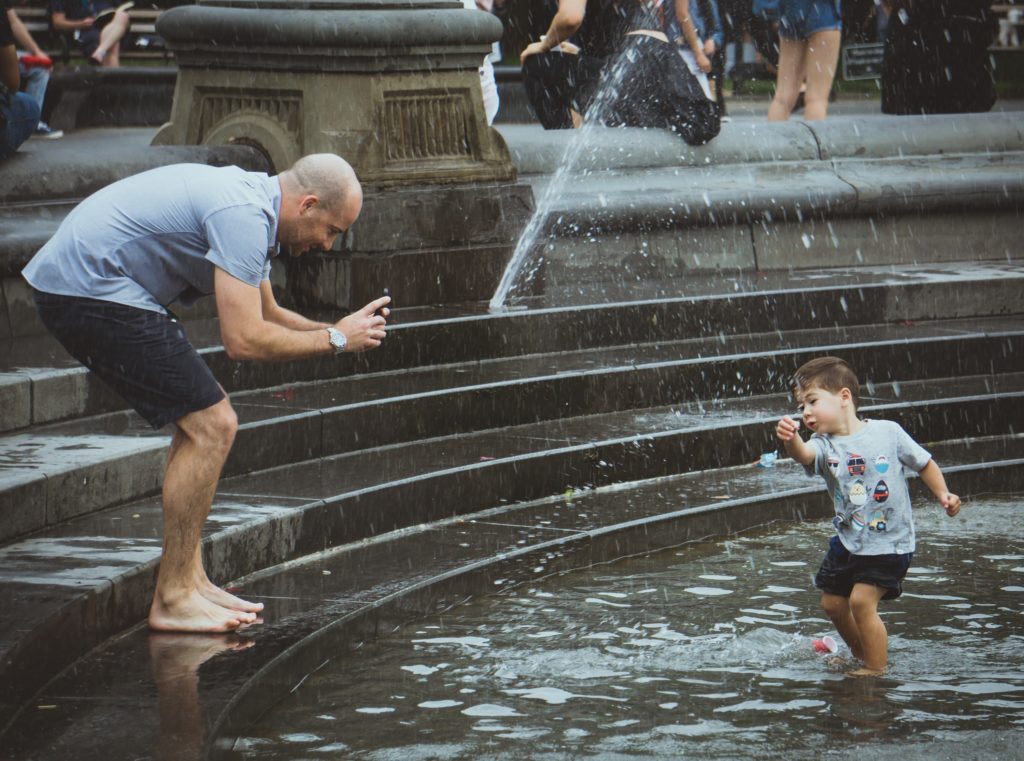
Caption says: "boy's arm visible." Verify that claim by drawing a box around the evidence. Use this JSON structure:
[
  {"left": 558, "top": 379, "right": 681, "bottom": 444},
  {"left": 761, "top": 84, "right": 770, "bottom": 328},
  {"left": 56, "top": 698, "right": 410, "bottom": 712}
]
[
  {"left": 918, "top": 459, "right": 962, "bottom": 517},
  {"left": 776, "top": 416, "right": 815, "bottom": 467}
]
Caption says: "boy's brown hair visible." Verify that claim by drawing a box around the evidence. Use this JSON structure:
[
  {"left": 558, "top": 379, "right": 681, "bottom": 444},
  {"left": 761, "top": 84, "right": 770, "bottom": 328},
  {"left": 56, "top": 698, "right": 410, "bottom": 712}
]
[{"left": 792, "top": 356, "right": 861, "bottom": 409}]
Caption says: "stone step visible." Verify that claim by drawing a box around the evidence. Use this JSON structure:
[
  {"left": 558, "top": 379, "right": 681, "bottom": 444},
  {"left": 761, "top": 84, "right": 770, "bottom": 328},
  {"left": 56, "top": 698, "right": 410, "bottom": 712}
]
[
  {"left": 3, "top": 315, "right": 1022, "bottom": 543},
  {"left": 3, "top": 262, "right": 1023, "bottom": 428},
  {"left": 1, "top": 369, "right": 1021, "bottom": 717},
  {"left": 2, "top": 431, "right": 1020, "bottom": 757}
]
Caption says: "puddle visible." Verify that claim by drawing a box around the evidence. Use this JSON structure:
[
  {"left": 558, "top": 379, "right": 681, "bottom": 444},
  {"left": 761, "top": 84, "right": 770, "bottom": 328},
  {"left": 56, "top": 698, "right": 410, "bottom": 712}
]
[{"left": 233, "top": 494, "right": 1024, "bottom": 759}]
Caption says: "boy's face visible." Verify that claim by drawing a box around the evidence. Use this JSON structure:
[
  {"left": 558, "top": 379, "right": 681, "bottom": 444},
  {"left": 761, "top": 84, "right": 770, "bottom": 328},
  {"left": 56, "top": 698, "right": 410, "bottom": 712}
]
[{"left": 795, "top": 384, "right": 853, "bottom": 434}]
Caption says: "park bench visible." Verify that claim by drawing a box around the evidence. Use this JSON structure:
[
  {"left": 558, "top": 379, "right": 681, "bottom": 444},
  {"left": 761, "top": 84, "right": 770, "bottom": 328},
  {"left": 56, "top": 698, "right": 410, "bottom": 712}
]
[{"left": 11, "top": 1, "right": 170, "bottom": 63}]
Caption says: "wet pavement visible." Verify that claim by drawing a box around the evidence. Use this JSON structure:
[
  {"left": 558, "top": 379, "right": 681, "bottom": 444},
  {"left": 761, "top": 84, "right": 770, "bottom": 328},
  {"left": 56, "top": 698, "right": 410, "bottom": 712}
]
[{"left": 232, "top": 493, "right": 1024, "bottom": 760}]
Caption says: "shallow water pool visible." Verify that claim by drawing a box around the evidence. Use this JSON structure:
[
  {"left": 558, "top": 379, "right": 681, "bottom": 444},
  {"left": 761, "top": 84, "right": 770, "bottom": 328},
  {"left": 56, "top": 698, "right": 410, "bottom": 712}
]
[{"left": 235, "top": 493, "right": 1024, "bottom": 760}]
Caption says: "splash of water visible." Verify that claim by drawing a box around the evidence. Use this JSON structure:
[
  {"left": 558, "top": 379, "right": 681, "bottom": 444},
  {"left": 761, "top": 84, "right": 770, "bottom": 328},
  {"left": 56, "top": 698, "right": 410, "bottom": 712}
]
[{"left": 488, "top": 46, "right": 638, "bottom": 312}]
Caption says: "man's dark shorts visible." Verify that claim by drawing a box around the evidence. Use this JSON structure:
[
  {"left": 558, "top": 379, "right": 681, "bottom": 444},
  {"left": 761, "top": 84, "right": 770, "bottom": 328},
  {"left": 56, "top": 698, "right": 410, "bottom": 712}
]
[
  {"left": 814, "top": 535, "right": 913, "bottom": 601},
  {"left": 32, "top": 290, "right": 225, "bottom": 429}
]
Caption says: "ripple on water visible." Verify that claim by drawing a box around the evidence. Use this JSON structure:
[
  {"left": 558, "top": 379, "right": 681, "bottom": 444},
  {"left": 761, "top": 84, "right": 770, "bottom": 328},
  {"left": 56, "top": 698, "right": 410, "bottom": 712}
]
[{"left": 242, "top": 495, "right": 1024, "bottom": 759}]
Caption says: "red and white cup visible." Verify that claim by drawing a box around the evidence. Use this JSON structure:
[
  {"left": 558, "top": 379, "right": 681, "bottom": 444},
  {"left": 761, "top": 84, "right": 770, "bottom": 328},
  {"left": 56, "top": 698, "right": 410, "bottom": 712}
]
[{"left": 812, "top": 636, "right": 838, "bottom": 654}]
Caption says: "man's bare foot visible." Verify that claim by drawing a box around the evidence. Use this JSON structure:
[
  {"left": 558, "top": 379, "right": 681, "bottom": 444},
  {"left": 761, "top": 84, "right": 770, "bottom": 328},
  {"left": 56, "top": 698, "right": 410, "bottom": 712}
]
[
  {"left": 195, "top": 574, "right": 264, "bottom": 614},
  {"left": 149, "top": 589, "right": 254, "bottom": 633},
  {"left": 149, "top": 631, "right": 254, "bottom": 672},
  {"left": 847, "top": 666, "right": 886, "bottom": 678}
]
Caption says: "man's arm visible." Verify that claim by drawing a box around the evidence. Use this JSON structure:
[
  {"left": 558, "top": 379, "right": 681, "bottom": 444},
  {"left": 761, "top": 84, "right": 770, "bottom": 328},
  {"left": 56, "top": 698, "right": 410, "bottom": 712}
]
[
  {"left": 521, "top": 0, "right": 586, "bottom": 60},
  {"left": 258, "top": 280, "right": 330, "bottom": 331},
  {"left": 8, "top": 10, "right": 45, "bottom": 57},
  {"left": 214, "top": 268, "right": 388, "bottom": 361}
]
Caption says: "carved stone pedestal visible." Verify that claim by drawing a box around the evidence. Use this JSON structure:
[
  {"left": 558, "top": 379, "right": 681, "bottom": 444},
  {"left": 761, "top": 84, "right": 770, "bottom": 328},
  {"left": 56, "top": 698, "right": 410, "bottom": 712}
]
[{"left": 154, "top": 0, "right": 530, "bottom": 309}]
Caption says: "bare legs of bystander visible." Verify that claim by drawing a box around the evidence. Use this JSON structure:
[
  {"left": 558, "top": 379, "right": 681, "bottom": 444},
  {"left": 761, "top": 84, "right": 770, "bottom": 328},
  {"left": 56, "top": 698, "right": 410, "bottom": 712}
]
[{"left": 767, "top": 29, "right": 841, "bottom": 121}]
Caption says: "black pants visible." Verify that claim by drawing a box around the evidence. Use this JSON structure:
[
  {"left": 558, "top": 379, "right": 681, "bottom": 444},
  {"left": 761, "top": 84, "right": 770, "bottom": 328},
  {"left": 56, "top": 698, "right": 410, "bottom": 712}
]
[
  {"left": 522, "top": 49, "right": 605, "bottom": 129},
  {"left": 523, "top": 36, "right": 720, "bottom": 146},
  {"left": 597, "top": 36, "right": 721, "bottom": 146}
]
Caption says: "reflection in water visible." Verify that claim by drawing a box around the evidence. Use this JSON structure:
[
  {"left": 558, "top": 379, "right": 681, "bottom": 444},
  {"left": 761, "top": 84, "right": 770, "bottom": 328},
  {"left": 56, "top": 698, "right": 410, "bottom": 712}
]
[
  {"left": 149, "top": 633, "right": 254, "bottom": 761},
  {"left": 234, "top": 495, "right": 1024, "bottom": 759}
]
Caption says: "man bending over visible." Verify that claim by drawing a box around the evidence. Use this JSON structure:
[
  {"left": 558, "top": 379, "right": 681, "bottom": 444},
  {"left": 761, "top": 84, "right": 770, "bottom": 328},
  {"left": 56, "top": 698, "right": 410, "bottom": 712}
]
[{"left": 22, "top": 154, "right": 390, "bottom": 633}]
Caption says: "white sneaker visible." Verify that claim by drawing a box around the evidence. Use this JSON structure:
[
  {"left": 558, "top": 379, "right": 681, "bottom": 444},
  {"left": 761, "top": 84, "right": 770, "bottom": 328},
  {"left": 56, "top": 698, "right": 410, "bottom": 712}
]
[{"left": 33, "top": 122, "right": 64, "bottom": 139}]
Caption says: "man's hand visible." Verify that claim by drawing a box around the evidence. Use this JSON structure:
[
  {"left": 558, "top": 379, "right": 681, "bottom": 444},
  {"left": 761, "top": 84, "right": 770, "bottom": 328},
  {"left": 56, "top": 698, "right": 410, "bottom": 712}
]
[
  {"left": 776, "top": 415, "right": 801, "bottom": 442},
  {"left": 941, "top": 492, "right": 962, "bottom": 518},
  {"left": 703, "top": 39, "right": 717, "bottom": 57},
  {"left": 696, "top": 51, "right": 712, "bottom": 73},
  {"left": 520, "top": 41, "right": 548, "bottom": 62},
  {"left": 336, "top": 296, "right": 390, "bottom": 352}
]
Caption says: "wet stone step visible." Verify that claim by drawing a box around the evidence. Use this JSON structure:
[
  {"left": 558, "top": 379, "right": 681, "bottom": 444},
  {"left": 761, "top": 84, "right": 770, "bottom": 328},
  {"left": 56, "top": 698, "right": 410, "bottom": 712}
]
[
  {"left": 2, "top": 434, "right": 1021, "bottom": 760},
  {"left": 3, "top": 263, "right": 1023, "bottom": 432},
  {"left": 1, "top": 377, "right": 1022, "bottom": 730},
  {"left": 2, "top": 320, "right": 1022, "bottom": 544}
]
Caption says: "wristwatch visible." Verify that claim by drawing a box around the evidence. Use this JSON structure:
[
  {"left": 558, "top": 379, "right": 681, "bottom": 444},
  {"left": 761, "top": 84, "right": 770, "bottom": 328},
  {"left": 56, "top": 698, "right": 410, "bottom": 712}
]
[{"left": 326, "top": 327, "right": 347, "bottom": 354}]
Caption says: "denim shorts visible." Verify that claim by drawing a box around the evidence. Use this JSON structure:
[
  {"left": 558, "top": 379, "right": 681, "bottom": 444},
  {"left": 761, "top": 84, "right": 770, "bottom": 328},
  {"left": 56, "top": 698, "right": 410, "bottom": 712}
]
[
  {"left": 32, "top": 290, "right": 225, "bottom": 429},
  {"left": 779, "top": 0, "right": 842, "bottom": 40},
  {"left": 814, "top": 535, "right": 913, "bottom": 600}
]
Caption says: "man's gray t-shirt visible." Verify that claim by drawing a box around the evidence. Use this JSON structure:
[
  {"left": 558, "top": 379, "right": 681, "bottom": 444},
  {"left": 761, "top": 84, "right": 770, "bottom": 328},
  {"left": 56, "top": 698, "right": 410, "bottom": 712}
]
[
  {"left": 804, "top": 419, "right": 932, "bottom": 555},
  {"left": 22, "top": 164, "right": 281, "bottom": 313}
]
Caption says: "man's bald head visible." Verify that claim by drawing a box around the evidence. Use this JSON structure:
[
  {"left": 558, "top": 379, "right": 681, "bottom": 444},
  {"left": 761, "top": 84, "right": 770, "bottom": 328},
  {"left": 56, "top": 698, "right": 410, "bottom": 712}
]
[
  {"left": 276, "top": 154, "right": 363, "bottom": 257},
  {"left": 281, "top": 153, "right": 362, "bottom": 211}
]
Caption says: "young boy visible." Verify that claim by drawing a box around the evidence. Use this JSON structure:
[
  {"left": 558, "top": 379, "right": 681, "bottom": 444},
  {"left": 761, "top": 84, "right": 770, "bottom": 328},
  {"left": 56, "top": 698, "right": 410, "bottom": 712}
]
[{"left": 775, "top": 356, "right": 962, "bottom": 676}]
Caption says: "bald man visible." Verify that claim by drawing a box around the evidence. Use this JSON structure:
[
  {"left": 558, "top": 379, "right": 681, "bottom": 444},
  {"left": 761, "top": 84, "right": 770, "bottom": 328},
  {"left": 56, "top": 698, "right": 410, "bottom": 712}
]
[{"left": 22, "top": 154, "right": 390, "bottom": 633}]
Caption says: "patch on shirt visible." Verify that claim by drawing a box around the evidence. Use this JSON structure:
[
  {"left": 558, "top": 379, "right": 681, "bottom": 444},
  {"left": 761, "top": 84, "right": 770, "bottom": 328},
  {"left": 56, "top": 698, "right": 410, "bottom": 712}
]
[
  {"left": 848, "top": 479, "right": 868, "bottom": 506},
  {"left": 873, "top": 480, "right": 889, "bottom": 503}
]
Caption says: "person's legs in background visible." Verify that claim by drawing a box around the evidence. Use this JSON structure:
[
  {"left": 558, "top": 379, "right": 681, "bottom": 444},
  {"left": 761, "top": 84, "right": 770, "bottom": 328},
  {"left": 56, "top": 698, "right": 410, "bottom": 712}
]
[
  {"left": 0, "top": 90, "right": 41, "bottom": 159},
  {"left": 93, "top": 10, "right": 129, "bottom": 66},
  {"left": 17, "top": 62, "right": 62, "bottom": 138},
  {"left": 801, "top": 28, "right": 840, "bottom": 119},
  {"left": 767, "top": 35, "right": 807, "bottom": 120}
]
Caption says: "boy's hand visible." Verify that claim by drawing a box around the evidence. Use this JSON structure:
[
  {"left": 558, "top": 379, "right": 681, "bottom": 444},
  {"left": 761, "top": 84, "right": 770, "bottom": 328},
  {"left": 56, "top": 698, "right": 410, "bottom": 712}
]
[
  {"left": 941, "top": 492, "right": 962, "bottom": 517},
  {"left": 776, "top": 415, "right": 801, "bottom": 442}
]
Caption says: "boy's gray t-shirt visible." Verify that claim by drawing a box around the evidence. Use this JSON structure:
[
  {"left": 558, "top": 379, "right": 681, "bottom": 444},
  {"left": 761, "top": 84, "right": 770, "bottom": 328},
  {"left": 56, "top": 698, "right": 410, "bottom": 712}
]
[
  {"left": 805, "top": 419, "right": 931, "bottom": 555},
  {"left": 22, "top": 164, "right": 281, "bottom": 314}
]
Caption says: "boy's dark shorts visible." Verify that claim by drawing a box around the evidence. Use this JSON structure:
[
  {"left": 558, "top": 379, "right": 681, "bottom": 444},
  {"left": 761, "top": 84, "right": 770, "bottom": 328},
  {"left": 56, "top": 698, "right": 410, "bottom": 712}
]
[
  {"left": 814, "top": 535, "right": 913, "bottom": 601},
  {"left": 32, "top": 290, "right": 225, "bottom": 430}
]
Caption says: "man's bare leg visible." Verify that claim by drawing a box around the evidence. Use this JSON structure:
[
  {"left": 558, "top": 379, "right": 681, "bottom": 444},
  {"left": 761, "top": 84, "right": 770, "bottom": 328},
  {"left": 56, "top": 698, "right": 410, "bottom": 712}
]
[
  {"left": 191, "top": 545, "right": 264, "bottom": 614},
  {"left": 847, "top": 583, "right": 889, "bottom": 676},
  {"left": 149, "top": 399, "right": 257, "bottom": 632}
]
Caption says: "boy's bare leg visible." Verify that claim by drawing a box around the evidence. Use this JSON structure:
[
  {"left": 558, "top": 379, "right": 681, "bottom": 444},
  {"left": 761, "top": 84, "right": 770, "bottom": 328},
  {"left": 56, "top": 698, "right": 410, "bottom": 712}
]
[
  {"left": 149, "top": 399, "right": 258, "bottom": 632},
  {"left": 820, "top": 592, "right": 864, "bottom": 659},
  {"left": 847, "top": 583, "right": 889, "bottom": 675}
]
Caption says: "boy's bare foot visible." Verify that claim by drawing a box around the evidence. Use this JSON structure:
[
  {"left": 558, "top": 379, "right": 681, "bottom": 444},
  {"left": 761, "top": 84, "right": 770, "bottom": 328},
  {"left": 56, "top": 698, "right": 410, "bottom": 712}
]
[
  {"left": 847, "top": 666, "right": 886, "bottom": 678},
  {"left": 149, "top": 589, "right": 255, "bottom": 633}
]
